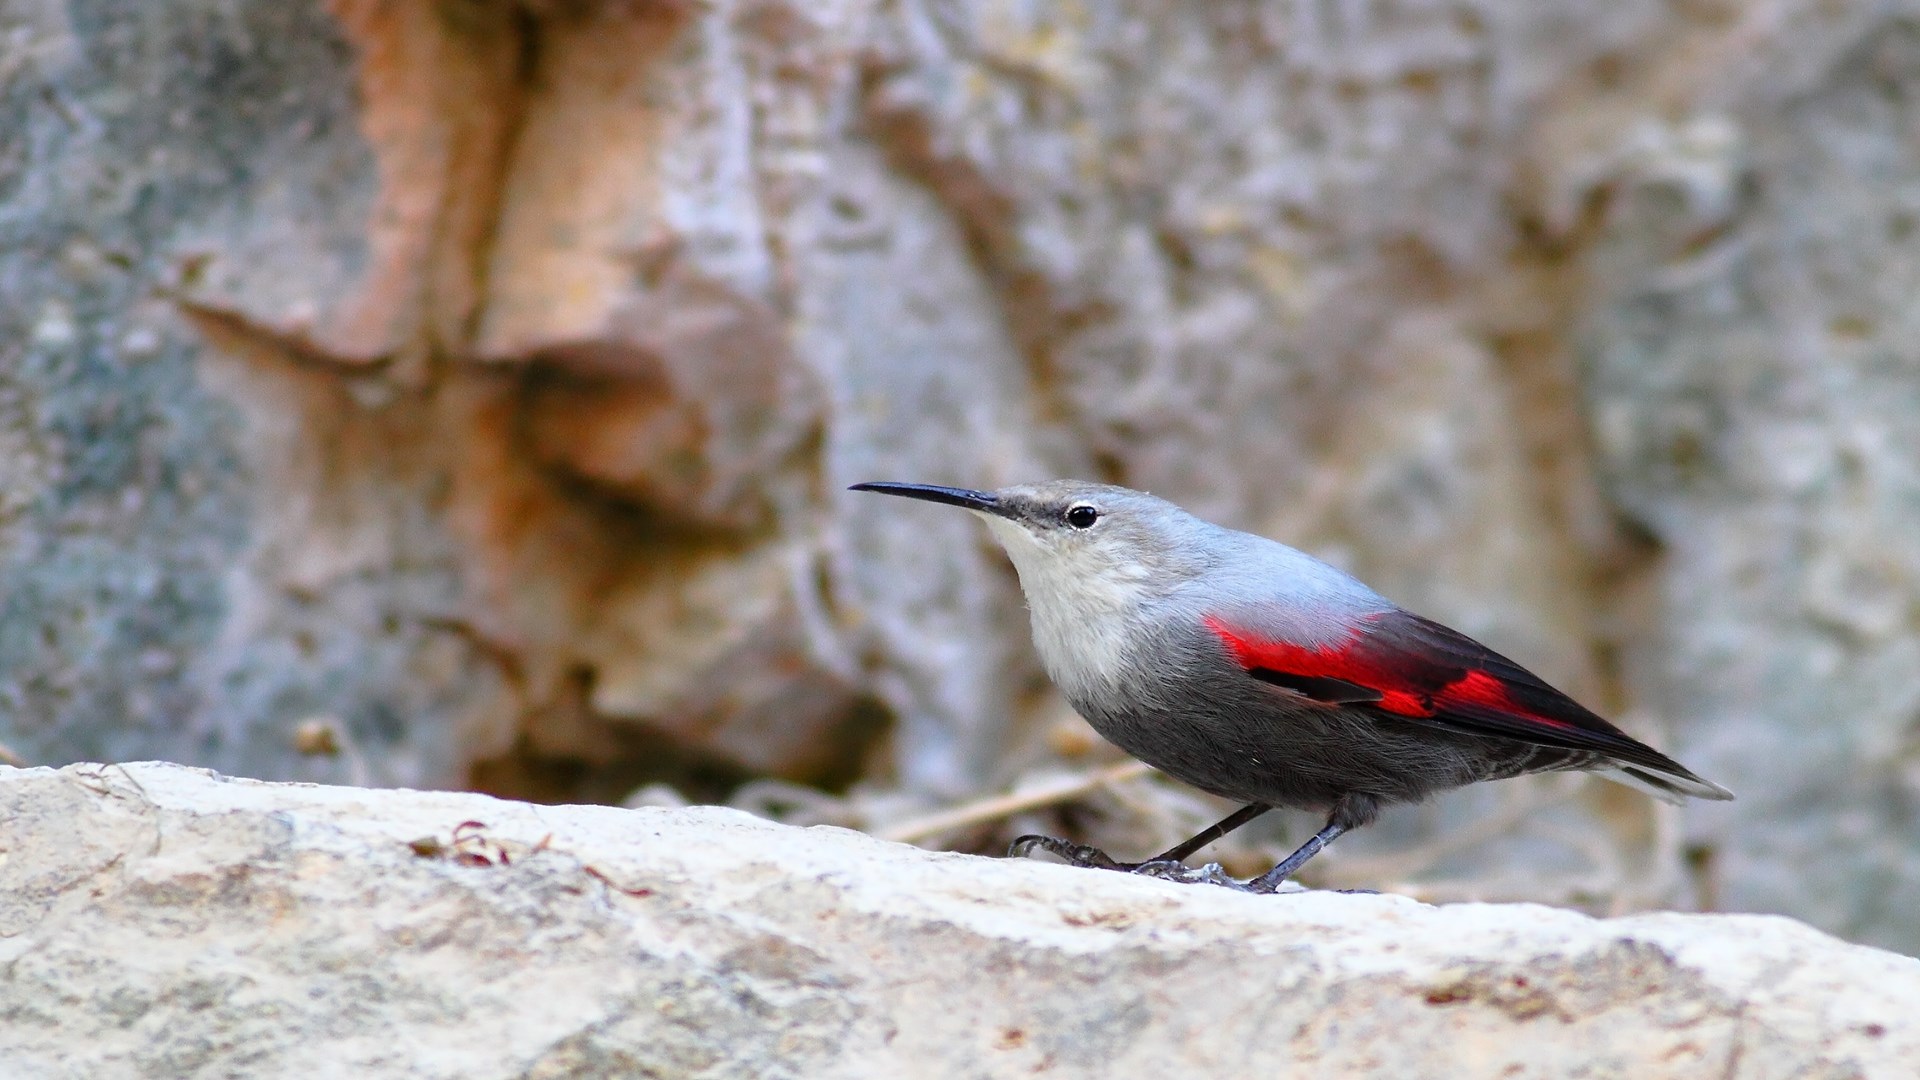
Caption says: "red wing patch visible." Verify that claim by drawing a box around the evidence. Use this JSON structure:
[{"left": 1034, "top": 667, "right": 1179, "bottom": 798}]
[
  {"left": 1434, "top": 670, "right": 1573, "bottom": 730},
  {"left": 1204, "top": 614, "right": 1432, "bottom": 717},
  {"left": 1203, "top": 608, "right": 1714, "bottom": 787},
  {"left": 1204, "top": 613, "right": 1577, "bottom": 730}
]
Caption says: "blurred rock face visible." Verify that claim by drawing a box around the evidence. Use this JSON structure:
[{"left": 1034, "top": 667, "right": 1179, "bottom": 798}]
[{"left": 2, "top": 1, "right": 1917, "bottom": 950}]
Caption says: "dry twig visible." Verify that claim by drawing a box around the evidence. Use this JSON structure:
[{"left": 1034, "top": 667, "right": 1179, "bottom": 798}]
[{"left": 876, "top": 761, "right": 1154, "bottom": 844}]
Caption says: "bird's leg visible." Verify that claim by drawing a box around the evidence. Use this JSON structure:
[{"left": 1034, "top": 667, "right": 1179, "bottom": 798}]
[
  {"left": 1240, "top": 793, "right": 1377, "bottom": 893},
  {"left": 1241, "top": 819, "right": 1348, "bottom": 893},
  {"left": 1145, "top": 803, "right": 1273, "bottom": 863},
  {"left": 1122, "top": 803, "right": 1274, "bottom": 884},
  {"left": 1011, "top": 794, "right": 1375, "bottom": 894},
  {"left": 1008, "top": 803, "right": 1271, "bottom": 877}
]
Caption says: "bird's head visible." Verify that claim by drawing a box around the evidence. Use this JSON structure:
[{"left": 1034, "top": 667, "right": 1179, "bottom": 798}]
[{"left": 850, "top": 480, "right": 1215, "bottom": 610}]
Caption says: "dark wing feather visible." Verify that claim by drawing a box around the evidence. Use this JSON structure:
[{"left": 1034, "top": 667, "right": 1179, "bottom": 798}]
[
  {"left": 1205, "top": 610, "right": 1731, "bottom": 800},
  {"left": 1247, "top": 669, "right": 1386, "bottom": 705}
]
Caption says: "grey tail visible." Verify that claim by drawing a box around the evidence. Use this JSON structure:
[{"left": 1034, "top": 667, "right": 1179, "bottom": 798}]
[{"left": 1594, "top": 763, "right": 1735, "bottom": 805}]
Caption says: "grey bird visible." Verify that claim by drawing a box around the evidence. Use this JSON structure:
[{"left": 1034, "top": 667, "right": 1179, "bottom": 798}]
[{"left": 852, "top": 480, "right": 1732, "bottom": 893}]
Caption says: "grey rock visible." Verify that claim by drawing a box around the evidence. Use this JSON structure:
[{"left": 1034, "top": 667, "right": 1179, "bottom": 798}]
[
  {"left": 1572, "top": 11, "right": 1920, "bottom": 952},
  {"left": 0, "top": 0, "right": 499, "bottom": 786},
  {"left": 6, "top": 0, "right": 1920, "bottom": 954},
  {"left": 3, "top": 762, "right": 1917, "bottom": 1080}
]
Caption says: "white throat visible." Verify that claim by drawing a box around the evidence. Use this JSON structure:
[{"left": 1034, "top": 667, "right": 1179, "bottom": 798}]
[{"left": 981, "top": 516, "right": 1151, "bottom": 699}]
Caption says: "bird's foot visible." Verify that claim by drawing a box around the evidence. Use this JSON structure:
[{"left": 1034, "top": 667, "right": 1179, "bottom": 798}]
[
  {"left": 1008, "top": 834, "right": 1196, "bottom": 876},
  {"left": 1011, "top": 813, "right": 1368, "bottom": 895},
  {"left": 1007, "top": 834, "right": 1131, "bottom": 870},
  {"left": 1127, "top": 860, "right": 1248, "bottom": 889},
  {"left": 1008, "top": 835, "right": 1285, "bottom": 891}
]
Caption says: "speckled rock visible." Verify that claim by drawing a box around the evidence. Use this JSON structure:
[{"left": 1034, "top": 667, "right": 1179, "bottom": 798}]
[{"left": 2, "top": 762, "right": 1916, "bottom": 1079}]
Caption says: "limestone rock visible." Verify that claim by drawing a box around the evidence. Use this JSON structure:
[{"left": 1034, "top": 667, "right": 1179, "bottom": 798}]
[
  {"left": 1, "top": 762, "right": 1916, "bottom": 1079},
  {"left": 6, "top": 0, "right": 1920, "bottom": 954},
  {"left": 0, "top": 0, "right": 509, "bottom": 788},
  {"left": 1563, "top": 9, "right": 1920, "bottom": 952}
]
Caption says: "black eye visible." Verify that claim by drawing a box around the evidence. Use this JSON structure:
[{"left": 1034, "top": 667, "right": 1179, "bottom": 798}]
[{"left": 1065, "top": 504, "right": 1099, "bottom": 529}]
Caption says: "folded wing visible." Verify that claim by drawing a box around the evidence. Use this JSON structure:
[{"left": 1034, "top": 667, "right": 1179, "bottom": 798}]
[{"left": 1203, "top": 608, "right": 1732, "bottom": 803}]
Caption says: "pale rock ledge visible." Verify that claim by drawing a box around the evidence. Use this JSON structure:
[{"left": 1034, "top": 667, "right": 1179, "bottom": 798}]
[{"left": 1, "top": 763, "right": 1915, "bottom": 1079}]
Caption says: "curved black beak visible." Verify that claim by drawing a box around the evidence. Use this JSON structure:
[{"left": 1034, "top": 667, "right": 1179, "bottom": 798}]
[{"left": 849, "top": 482, "right": 1010, "bottom": 518}]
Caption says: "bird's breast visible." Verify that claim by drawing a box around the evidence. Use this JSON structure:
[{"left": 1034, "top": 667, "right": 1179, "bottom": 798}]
[{"left": 1027, "top": 599, "right": 1139, "bottom": 706}]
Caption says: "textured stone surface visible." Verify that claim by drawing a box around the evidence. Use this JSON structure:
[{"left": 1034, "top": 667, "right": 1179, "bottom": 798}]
[
  {"left": 2, "top": 762, "right": 1917, "bottom": 1080},
  {"left": 4, "top": 0, "right": 1920, "bottom": 952},
  {"left": 1570, "top": 16, "right": 1920, "bottom": 952},
  {"left": 0, "top": 0, "right": 503, "bottom": 786}
]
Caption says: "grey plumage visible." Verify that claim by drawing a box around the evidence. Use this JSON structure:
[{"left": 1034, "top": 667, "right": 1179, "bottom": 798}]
[{"left": 852, "top": 479, "right": 1732, "bottom": 892}]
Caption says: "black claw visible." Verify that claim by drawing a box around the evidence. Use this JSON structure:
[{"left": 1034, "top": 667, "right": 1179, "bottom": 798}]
[
  {"left": 1010, "top": 837, "right": 1237, "bottom": 888},
  {"left": 1126, "top": 858, "right": 1191, "bottom": 877},
  {"left": 1006, "top": 835, "right": 1045, "bottom": 859},
  {"left": 1008, "top": 835, "right": 1200, "bottom": 876},
  {"left": 1007, "top": 834, "right": 1125, "bottom": 870},
  {"left": 1131, "top": 860, "right": 1240, "bottom": 888}
]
